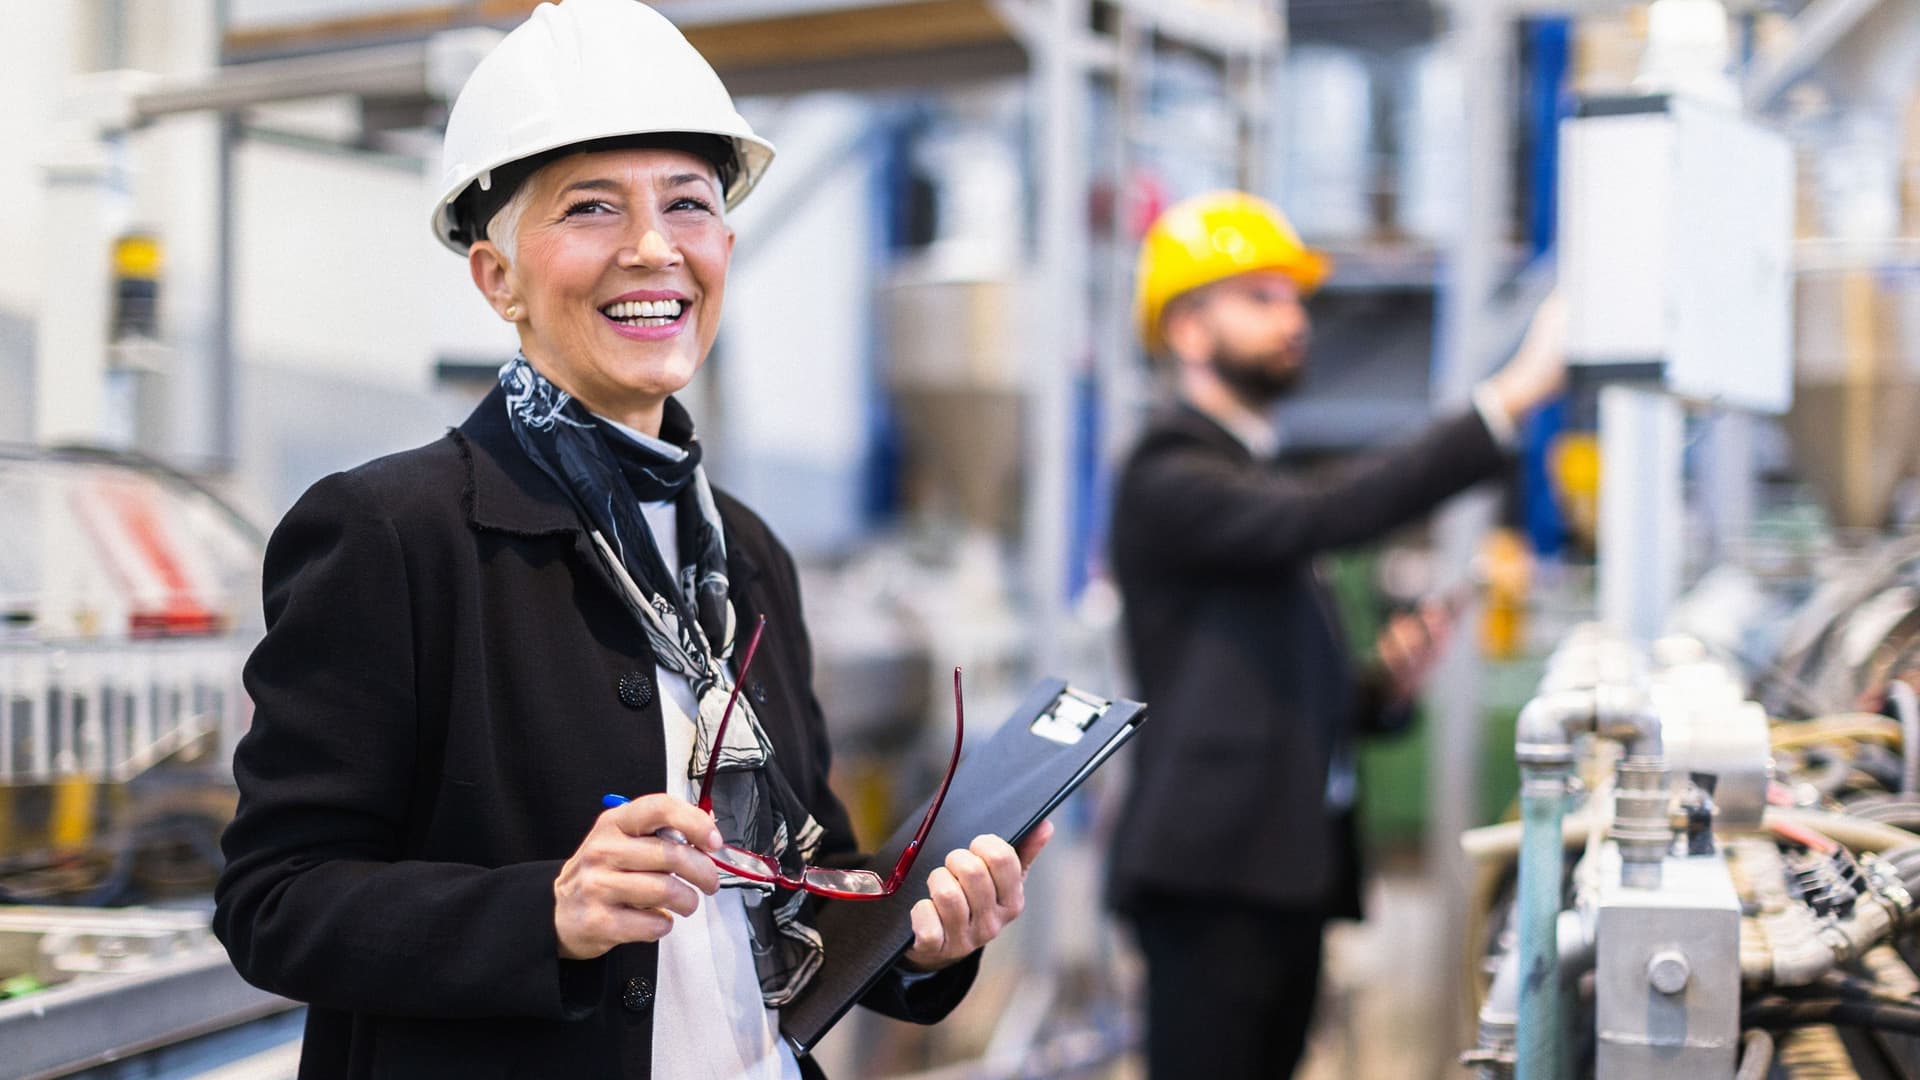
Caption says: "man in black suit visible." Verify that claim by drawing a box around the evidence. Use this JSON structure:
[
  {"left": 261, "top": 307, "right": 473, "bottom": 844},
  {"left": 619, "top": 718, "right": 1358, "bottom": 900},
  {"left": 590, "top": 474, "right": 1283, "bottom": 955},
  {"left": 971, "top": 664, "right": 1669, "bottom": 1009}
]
[{"left": 1106, "top": 191, "right": 1565, "bottom": 1078}]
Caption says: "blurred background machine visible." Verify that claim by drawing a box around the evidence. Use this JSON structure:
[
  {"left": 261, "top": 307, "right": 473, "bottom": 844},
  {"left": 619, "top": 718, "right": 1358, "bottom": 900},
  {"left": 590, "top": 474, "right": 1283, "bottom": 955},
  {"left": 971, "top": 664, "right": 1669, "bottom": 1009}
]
[
  {"left": 1454, "top": 2, "right": 1920, "bottom": 1077},
  {"left": 0, "top": 447, "right": 293, "bottom": 1078},
  {"left": 9, "top": 0, "right": 1920, "bottom": 1077}
]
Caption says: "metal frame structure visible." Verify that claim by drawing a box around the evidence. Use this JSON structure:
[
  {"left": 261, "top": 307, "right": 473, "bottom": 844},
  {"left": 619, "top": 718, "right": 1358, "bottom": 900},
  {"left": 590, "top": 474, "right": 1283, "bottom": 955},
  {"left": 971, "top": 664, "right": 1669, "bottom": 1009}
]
[
  {"left": 0, "top": 944, "right": 296, "bottom": 1080},
  {"left": 41, "top": 0, "right": 1277, "bottom": 675},
  {"left": 31, "top": 2, "right": 1280, "bottom": 1074},
  {"left": 0, "top": 636, "right": 249, "bottom": 786},
  {"left": 1424, "top": 0, "right": 1913, "bottom": 1068}
]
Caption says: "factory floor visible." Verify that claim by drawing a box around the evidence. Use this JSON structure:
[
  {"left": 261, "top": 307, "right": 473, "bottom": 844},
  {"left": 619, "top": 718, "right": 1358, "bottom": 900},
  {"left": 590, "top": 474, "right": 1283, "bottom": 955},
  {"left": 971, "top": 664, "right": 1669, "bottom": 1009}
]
[
  {"left": 817, "top": 855, "right": 1459, "bottom": 1079},
  {"left": 1299, "top": 866, "right": 1456, "bottom": 1080},
  {"left": 1098, "top": 862, "right": 1457, "bottom": 1080}
]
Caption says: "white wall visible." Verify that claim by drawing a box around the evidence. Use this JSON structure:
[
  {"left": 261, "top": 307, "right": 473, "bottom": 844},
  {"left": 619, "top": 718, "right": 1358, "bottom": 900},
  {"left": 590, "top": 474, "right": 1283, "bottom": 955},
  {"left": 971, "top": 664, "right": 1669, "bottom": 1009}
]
[
  {"left": 232, "top": 138, "right": 504, "bottom": 387},
  {"left": 0, "top": 2, "right": 81, "bottom": 327},
  {"left": 2, "top": 5, "right": 884, "bottom": 547},
  {"left": 227, "top": 0, "right": 424, "bottom": 23},
  {"left": 719, "top": 95, "right": 882, "bottom": 555}
]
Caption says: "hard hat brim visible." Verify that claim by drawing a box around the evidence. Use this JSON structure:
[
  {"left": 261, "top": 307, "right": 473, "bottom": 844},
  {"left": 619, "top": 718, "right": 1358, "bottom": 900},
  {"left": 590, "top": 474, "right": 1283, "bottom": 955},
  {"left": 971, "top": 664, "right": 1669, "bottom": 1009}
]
[
  {"left": 1138, "top": 247, "right": 1335, "bottom": 355},
  {"left": 430, "top": 127, "right": 775, "bottom": 254}
]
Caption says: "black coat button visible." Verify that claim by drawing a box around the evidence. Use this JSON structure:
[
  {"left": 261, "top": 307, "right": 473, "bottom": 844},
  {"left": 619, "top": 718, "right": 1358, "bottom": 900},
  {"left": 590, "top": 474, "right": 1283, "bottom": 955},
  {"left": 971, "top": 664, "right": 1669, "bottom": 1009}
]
[
  {"left": 750, "top": 678, "right": 767, "bottom": 705},
  {"left": 622, "top": 976, "right": 654, "bottom": 1012},
  {"left": 617, "top": 671, "right": 654, "bottom": 710}
]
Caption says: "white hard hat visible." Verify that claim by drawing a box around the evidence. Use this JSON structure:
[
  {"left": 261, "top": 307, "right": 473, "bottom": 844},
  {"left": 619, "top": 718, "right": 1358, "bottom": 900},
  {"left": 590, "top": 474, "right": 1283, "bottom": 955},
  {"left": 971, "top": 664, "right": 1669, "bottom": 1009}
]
[{"left": 429, "top": 0, "right": 775, "bottom": 254}]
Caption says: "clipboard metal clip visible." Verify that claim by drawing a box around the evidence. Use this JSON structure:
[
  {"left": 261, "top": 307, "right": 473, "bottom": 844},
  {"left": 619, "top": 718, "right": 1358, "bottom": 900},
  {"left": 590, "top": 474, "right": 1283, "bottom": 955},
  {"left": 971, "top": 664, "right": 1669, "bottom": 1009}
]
[{"left": 1029, "top": 686, "right": 1109, "bottom": 746}]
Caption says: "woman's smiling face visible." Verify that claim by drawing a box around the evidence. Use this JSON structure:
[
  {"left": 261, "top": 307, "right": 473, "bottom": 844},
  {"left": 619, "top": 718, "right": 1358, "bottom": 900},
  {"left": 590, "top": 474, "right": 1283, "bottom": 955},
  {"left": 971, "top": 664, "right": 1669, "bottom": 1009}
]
[{"left": 470, "top": 147, "right": 734, "bottom": 434}]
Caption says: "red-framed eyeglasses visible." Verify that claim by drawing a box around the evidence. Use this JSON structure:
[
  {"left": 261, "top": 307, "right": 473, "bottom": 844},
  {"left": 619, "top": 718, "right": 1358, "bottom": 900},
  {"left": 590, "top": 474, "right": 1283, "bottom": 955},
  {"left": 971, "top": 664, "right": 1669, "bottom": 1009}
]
[{"left": 697, "top": 614, "right": 964, "bottom": 901}]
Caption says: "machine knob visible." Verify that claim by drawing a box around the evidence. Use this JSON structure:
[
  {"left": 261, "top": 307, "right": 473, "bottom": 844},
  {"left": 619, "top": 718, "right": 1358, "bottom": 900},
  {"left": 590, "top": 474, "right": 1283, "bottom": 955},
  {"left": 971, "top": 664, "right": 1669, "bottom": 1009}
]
[{"left": 1647, "top": 950, "right": 1691, "bottom": 995}]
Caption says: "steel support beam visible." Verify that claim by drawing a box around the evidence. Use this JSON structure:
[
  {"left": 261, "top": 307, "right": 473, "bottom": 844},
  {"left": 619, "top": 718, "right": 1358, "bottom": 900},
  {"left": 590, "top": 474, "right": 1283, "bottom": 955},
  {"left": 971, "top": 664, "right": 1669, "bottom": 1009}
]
[{"left": 1426, "top": 3, "right": 1514, "bottom": 1071}]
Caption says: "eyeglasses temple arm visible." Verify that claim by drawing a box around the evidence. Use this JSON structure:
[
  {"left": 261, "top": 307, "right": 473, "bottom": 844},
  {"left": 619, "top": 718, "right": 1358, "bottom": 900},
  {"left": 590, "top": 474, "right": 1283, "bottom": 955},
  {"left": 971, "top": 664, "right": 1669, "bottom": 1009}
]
[
  {"left": 698, "top": 613, "right": 768, "bottom": 812},
  {"left": 885, "top": 665, "right": 965, "bottom": 892}
]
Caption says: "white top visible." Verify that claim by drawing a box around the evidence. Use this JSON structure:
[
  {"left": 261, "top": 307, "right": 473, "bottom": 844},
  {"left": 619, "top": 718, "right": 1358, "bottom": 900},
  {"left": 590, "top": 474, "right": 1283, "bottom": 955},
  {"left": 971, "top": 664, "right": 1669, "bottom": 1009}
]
[
  {"left": 637, "top": 495, "right": 803, "bottom": 1080},
  {"left": 1212, "top": 405, "right": 1283, "bottom": 460}
]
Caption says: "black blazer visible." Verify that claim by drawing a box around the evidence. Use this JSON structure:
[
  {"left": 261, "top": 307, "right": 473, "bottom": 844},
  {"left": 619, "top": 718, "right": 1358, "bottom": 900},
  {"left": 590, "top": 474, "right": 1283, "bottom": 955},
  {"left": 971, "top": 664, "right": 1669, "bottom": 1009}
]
[
  {"left": 214, "top": 386, "right": 973, "bottom": 1080},
  {"left": 1104, "top": 403, "right": 1505, "bottom": 914}
]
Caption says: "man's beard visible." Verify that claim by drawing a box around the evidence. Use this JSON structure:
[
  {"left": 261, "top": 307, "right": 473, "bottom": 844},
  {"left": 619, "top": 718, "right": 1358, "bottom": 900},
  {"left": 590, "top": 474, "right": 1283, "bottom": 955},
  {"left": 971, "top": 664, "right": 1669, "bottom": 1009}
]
[{"left": 1210, "top": 340, "right": 1306, "bottom": 405}]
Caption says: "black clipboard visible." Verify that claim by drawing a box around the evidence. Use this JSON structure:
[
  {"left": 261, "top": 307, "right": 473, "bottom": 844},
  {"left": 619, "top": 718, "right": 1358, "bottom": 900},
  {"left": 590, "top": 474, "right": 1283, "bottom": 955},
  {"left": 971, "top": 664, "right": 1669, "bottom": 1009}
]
[{"left": 779, "top": 677, "right": 1147, "bottom": 1055}]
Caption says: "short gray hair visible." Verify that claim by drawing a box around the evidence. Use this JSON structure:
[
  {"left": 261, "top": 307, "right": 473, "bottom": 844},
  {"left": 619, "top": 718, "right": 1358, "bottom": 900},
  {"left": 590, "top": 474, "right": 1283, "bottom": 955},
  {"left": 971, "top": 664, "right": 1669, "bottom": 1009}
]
[{"left": 484, "top": 176, "right": 541, "bottom": 265}]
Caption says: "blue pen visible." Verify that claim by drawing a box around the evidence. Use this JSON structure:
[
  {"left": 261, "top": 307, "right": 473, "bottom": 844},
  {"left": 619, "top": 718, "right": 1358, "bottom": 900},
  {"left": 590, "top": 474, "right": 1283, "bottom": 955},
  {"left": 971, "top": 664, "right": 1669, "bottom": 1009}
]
[{"left": 602, "top": 793, "right": 693, "bottom": 846}]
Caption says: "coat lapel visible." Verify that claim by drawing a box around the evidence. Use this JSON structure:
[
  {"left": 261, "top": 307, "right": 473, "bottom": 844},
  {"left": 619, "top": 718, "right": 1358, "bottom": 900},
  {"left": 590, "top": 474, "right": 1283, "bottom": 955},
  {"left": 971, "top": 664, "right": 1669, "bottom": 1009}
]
[
  {"left": 454, "top": 384, "right": 583, "bottom": 539},
  {"left": 1162, "top": 401, "right": 1257, "bottom": 465}
]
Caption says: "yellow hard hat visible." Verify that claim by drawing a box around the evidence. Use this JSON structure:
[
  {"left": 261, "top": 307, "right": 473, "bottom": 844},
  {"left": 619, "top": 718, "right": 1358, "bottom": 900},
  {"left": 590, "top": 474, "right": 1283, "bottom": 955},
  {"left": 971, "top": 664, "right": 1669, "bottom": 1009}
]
[{"left": 1134, "top": 191, "right": 1330, "bottom": 354}]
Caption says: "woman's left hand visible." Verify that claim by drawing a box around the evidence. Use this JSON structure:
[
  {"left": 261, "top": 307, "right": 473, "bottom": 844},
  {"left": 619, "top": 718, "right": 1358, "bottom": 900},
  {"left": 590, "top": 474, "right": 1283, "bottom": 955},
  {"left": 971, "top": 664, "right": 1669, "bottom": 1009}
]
[{"left": 901, "top": 819, "right": 1054, "bottom": 971}]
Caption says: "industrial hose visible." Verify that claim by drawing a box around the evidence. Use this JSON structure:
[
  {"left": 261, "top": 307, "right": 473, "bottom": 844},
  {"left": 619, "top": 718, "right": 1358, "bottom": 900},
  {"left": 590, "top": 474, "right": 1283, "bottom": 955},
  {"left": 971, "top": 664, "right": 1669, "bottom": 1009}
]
[
  {"left": 1734, "top": 1028, "right": 1774, "bottom": 1080},
  {"left": 1771, "top": 715, "right": 1901, "bottom": 751},
  {"left": 1743, "top": 995, "right": 1920, "bottom": 1037},
  {"left": 1839, "top": 795, "right": 1920, "bottom": 830},
  {"left": 1761, "top": 807, "right": 1920, "bottom": 853},
  {"left": 1858, "top": 945, "right": 1920, "bottom": 999},
  {"left": 1774, "top": 1025, "right": 1861, "bottom": 1079}
]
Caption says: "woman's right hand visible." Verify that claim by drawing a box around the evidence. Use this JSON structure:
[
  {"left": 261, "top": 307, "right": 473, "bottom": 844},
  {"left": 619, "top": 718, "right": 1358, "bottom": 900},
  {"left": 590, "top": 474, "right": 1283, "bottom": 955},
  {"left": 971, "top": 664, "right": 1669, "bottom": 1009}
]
[{"left": 553, "top": 794, "right": 725, "bottom": 960}]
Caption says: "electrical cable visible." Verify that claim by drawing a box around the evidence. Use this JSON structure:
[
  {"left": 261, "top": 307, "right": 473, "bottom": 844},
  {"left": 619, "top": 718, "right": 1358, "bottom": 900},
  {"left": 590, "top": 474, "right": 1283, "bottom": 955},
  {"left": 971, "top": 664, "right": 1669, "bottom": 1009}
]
[
  {"left": 1742, "top": 995, "right": 1920, "bottom": 1037},
  {"left": 1772, "top": 816, "right": 1842, "bottom": 855},
  {"left": 1798, "top": 750, "right": 1855, "bottom": 796},
  {"left": 1809, "top": 970, "right": 1917, "bottom": 1005},
  {"left": 1763, "top": 807, "right": 1920, "bottom": 854},
  {"left": 1844, "top": 741, "right": 1905, "bottom": 791}
]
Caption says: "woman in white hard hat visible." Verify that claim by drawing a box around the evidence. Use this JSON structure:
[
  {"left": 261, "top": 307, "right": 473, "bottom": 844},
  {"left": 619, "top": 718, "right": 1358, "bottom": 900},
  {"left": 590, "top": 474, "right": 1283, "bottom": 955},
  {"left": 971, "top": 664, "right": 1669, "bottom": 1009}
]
[{"left": 212, "top": 2, "right": 1047, "bottom": 1077}]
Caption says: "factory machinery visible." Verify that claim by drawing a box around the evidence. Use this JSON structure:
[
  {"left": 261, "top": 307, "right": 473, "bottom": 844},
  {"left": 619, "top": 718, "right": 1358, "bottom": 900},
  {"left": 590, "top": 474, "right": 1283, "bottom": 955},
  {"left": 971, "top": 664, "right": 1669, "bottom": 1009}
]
[
  {"left": 0, "top": 447, "right": 293, "bottom": 1078},
  {"left": 1459, "top": 4, "right": 1920, "bottom": 1071},
  {"left": 1464, "top": 542, "right": 1920, "bottom": 1078}
]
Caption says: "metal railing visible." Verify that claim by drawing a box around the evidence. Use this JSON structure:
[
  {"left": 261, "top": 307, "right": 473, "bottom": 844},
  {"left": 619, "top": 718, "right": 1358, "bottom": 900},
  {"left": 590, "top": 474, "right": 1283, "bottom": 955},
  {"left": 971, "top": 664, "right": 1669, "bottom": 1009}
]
[{"left": 0, "top": 636, "right": 252, "bottom": 786}]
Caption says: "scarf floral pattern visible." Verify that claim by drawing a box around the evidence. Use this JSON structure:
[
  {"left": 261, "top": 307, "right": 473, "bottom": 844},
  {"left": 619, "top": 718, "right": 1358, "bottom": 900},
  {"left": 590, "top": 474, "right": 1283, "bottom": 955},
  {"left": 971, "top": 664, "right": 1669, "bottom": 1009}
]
[{"left": 499, "top": 355, "right": 825, "bottom": 1004}]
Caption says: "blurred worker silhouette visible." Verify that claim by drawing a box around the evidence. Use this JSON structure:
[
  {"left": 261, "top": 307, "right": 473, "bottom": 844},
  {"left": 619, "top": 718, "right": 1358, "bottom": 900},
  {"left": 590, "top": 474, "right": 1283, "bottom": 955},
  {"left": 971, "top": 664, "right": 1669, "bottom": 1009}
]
[{"left": 1106, "top": 191, "right": 1565, "bottom": 1078}]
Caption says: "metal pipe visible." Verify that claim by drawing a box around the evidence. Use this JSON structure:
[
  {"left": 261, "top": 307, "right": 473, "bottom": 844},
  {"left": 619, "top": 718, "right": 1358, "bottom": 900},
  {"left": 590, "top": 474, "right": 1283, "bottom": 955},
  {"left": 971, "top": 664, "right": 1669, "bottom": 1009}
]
[
  {"left": 1598, "top": 385, "right": 1686, "bottom": 644},
  {"left": 1515, "top": 765, "right": 1568, "bottom": 1079},
  {"left": 1020, "top": 0, "right": 1084, "bottom": 678},
  {"left": 1515, "top": 681, "right": 1669, "bottom": 886},
  {"left": 1424, "top": 4, "right": 1513, "bottom": 1039},
  {"left": 211, "top": 112, "right": 237, "bottom": 469},
  {"left": 1514, "top": 688, "right": 1592, "bottom": 763},
  {"left": 1507, "top": 672, "right": 1667, "bottom": 1076},
  {"left": 132, "top": 43, "right": 432, "bottom": 122},
  {"left": 1888, "top": 679, "right": 1920, "bottom": 793},
  {"left": 1507, "top": 686, "right": 1596, "bottom": 1080},
  {"left": 1612, "top": 754, "right": 1670, "bottom": 888},
  {"left": 1474, "top": 947, "right": 1520, "bottom": 1079},
  {"left": 1516, "top": 758, "right": 1570, "bottom": 1080}
]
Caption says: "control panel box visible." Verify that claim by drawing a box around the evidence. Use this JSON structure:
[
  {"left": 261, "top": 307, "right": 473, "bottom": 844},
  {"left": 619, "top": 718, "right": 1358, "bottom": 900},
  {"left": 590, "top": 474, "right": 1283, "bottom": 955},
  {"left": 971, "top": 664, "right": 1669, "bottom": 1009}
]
[{"left": 1560, "top": 95, "right": 1795, "bottom": 415}]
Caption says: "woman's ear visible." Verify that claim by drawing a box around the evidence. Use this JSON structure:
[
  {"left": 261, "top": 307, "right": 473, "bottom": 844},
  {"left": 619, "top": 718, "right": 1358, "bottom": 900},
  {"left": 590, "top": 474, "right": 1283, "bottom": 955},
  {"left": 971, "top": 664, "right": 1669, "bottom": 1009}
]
[{"left": 469, "top": 241, "right": 522, "bottom": 323}]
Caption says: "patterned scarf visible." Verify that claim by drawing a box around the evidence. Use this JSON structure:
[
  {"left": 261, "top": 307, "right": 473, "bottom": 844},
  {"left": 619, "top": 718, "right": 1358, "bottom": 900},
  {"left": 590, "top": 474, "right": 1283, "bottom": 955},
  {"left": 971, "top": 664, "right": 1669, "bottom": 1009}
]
[{"left": 498, "top": 356, "right": 826, "bottom": 1005}]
